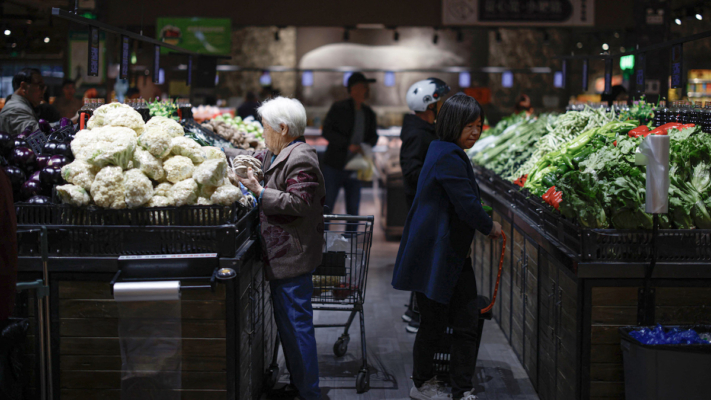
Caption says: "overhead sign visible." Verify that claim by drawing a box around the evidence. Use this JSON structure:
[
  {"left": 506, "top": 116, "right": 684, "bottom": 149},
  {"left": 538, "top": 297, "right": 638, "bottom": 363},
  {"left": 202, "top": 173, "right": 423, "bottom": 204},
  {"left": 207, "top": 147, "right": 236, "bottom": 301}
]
[
  {"left": 69, "top": 31, "right": 106, "bottom": 84},
  {"left": 88, "top": 26, "right": 100, "bottom": 76},
  {"left": 156, "top": 17, "right": 231, "bottom": 55},
  {"left": 670, "top": 44, "right": 683, "bottom": 89},
  {"left": 442, "top": 0, "right": 594, "bottom": 26},
  {"left": 119, "top": 36, "right": 130, "bottom": 80},
  {"left": 636, "top": 53, "right": 646, "bottom": 94}
]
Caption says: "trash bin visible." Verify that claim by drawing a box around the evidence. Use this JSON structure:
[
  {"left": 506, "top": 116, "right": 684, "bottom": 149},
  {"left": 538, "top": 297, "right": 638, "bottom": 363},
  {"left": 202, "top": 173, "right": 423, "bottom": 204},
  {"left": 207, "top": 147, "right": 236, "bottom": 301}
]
[{"left": 620, "top": 325, "right": 711, "bottom": 400}]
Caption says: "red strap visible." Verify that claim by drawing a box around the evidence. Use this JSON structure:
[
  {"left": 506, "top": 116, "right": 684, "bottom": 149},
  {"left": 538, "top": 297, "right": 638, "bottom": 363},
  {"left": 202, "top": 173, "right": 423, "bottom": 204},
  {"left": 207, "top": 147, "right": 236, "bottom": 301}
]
[{"left": 481, "top": 230, "right": 506, "bottom": 314}]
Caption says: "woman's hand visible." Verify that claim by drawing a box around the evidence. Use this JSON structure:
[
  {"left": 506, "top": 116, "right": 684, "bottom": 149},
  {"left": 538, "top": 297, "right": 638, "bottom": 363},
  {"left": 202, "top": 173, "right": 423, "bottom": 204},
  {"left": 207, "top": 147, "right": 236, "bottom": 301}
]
[
  {"left": 237, "top": 167, "right": 264, "bottom": 196},
  {"left": 488, "top": 221, "right": 502, "bottom": 239}
]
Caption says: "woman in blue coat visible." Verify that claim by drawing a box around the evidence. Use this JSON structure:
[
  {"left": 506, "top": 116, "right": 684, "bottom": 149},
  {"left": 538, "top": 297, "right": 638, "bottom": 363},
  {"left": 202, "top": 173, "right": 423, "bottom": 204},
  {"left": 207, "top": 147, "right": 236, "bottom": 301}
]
[{"left": 392, "top": 94, "right": 502, "bottom": 400}]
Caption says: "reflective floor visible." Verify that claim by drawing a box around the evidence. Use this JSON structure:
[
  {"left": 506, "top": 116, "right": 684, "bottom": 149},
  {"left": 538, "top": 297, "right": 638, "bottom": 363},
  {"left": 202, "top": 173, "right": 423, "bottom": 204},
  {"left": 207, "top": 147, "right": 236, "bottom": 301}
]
[{"left": 266, "top": 187, "right": 539, "bottom": 400}]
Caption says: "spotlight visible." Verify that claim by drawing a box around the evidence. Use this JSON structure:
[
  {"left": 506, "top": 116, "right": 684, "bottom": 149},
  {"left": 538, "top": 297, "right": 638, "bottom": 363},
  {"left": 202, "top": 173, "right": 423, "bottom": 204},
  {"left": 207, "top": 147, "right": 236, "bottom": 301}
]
[
  {"left": 44, "top": 37, "right": 50, "bottom": 43},
  {"left": 602, "top": 43, "right": 609, "bottom": 51},
  {"left": 697, "top": 13, "right": 703, "bottom": 21},
  {"left": 577, "top": 42, "right": 583, "bottom": 49},
  {"left": 3, "top": 30, "right": 10, "bottom": 36},
  {"left": 675, "top": 18, "right": 682, "bottom": 25},
  {"left": 343, "top": 28, "right": 350, "bottom": 41},
  {"left": 393, "top": 30, "right": 399, "bottom": 41}
]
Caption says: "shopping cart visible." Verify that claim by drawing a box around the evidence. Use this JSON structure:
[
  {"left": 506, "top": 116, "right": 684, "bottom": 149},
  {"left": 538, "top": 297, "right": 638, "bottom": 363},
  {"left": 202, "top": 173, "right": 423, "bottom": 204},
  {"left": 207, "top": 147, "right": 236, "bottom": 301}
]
[{"left": 265, "top": 214, "right": 375, "bottom": 393}]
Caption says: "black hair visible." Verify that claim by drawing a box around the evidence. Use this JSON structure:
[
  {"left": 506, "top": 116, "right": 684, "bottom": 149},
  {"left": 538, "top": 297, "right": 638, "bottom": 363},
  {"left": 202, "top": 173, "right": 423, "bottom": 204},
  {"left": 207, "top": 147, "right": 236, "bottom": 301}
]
[
  {"left": 246, "top": 91, "right": 257, "bottom": 101},
  {"left": 12, "top": 68, "right": 41, "bottom": 91},
  {"left": 62, "top": 79, "right": 75, "bottom": 88},
  {"left": 435, "top": 93, "right": 484, "bottom": 143}
]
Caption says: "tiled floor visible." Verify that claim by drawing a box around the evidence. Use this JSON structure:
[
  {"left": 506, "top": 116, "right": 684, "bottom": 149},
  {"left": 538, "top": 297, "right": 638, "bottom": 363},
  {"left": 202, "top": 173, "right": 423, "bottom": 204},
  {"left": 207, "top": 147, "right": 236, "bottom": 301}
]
[{"left": 266, "top": 187, "right": 539, "bottom": 400}]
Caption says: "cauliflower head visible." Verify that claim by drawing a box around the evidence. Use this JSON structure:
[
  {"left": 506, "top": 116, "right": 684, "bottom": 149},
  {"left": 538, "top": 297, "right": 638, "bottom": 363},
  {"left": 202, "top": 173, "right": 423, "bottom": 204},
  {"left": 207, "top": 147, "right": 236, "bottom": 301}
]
[
  {"left": 168, "top": 178, "right": 198, "bottom": 207},
  {"left": 197, "top": 197, "right": 214, "bottom": 205},
  {"left": 193, "top": 159, "right": 227, "bottom": 187},
  {"left": 61, "top": 160, "right": 98, "bottom": 191},
  {"left": 56, "top": 184, "right": 91, "bottom": 207},
  {"left": 87, "top": 102, "right": 145, "bottom": 135},
  {"left": 211, "top": 183, "right": 244, "bottom": 206},
  {"left": 203, "top": 146, "right": 227, "bottom": 162},
  {"left": 171, "top": 136, "right": 207, "bottom": 164},
  {"left": 138, "top": 127, "right": 173, "bottom": 159},
  {"left": 71, "top": 129, "right": 101, "bottom": 161},
  {"left": 163, "top": 155, "right": 194, "bottom": 183},
  {"left": 133, "top": 147, "right": 165, "bottom": 181},
  {"left": 145, "top": 116, "right": 184, "bottom": 138},
  {"left": 153, "top": 182, "right": 173, "bottom": 197},
  {"left": 198, "top": 183, "right": 218, "bottom": 199},
  {"left": 145, "top": 195, "right": 174, "bottom": 208},
  {"left": 91, "top": 166, "right": 126, "bottom": 209},
  {"left": 124, "top": 169, "right": 154, "bottom": 208},
  {"left": 85, "top": 126, "right": 138, "bottom": 170}
]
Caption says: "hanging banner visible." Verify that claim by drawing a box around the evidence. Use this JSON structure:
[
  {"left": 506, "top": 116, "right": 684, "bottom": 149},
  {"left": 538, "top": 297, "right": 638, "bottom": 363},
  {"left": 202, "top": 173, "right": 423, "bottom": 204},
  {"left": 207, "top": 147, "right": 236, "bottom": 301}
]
[
  {"left": 153, "top": 45, "right": 161, "bottom": 84},
  {"left": 636, "top": 53, "right": 646, "bottom": 94},
  {"left": 88, "top": 26, "right": 100, "bottom": 77},
  {"left": 69, "top": 31, "right": 106, "bottom": 84},
  {"left": 156, "top": 18, "right": 231, "bottom": 56},
  {"left": 670, "top": 44, "right": 683, "bottom": 89},
  {"left": 119, "top": 36, "right": 130, "bottom": 80},
  {"left": 442, "top": 0, "right": 594, "bottom": 26},
  {"left": 604, "top": 58, "right": 612, "bottom": 94},
  {"left": 582, "top": 58, "right": 589, "bottom": 91}
]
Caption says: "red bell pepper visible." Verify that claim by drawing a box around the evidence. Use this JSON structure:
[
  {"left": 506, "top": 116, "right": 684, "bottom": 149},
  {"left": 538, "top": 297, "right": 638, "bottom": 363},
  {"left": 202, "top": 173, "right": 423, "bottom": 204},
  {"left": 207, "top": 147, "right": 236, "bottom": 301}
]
[
  {"left": 613, "top": 140, "right": 617, "bottom": 147},
  {"left": 542, "top": 186, "right": 556, "bottom": 204},
  {"left": 649, "top": 122, "right": 683, "bottom": 136},
  {"left": 552, "top": 191, "right": 563, "bottom": 210},
  {"left": 628, "top": 125, "right": 650, "bottom": 138}
]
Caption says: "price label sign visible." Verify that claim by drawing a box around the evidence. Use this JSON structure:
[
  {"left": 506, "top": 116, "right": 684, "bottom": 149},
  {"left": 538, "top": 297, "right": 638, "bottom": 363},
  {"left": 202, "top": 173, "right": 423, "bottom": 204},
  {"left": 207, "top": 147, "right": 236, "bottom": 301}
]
[
  {"left": 582, "top": 59, "right": 588, "bottom": 91},
  {"left": 120, "top": 36, "right": 130, "bottom": 80},
  {"left": 88, "top": 26, "right": 100, "bottom": 77},
  {"left": 604, "top": 57, "right": 613, "bottom": 94},
  {"left": 670, "top": 44, "right": 683, "bottom": 89},
  {"left": 153, "top": 45, "right": 161, "bottom": 83},
  {"left": 187, "top": 55, "right": 193, "bottom": 86},
  {"left": 636, "top": 53, "right": 646, "bottom": 94}
]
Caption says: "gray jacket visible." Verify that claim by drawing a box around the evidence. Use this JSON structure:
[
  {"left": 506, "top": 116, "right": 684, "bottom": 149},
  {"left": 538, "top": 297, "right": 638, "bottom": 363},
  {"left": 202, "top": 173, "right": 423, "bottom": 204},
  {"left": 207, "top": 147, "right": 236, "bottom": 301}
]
[{"left": 0, "top": 95, "right": 39, "bottom": 136}]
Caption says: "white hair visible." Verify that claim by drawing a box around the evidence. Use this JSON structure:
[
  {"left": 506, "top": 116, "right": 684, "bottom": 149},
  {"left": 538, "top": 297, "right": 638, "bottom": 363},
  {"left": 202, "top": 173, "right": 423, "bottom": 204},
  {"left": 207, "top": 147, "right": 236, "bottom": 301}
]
[{"left": 257, "top": 96, "right": 307, "bottom": 138}]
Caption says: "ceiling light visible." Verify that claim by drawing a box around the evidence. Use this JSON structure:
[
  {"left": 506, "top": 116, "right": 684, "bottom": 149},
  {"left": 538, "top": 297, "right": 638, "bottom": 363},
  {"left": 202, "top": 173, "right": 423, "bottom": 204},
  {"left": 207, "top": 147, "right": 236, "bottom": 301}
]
[
  {"left": 44, "top": 37, "right": 50, "bottom": 43},
  {"left": 4, "top": 30, "right": 10, "bottom": 36},
  {"left": 602, "top": 43, "right": 609, "bottom": 51},
  {"left": 614, "top": 32, "right": 620, "bottom": 38},
  {"left": 696, "top": 13, "right": 703, "bottom": 21},
  {"left": 577, "top": 42, "right": 583, "bottom": 49},
  {"left": 675, "top": 18, "right": 682, "bottom": 25}
]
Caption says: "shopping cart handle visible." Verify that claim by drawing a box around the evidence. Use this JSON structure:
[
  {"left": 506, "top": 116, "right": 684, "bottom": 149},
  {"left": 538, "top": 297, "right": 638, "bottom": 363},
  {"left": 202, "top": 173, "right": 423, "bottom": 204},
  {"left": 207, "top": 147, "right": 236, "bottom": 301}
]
[
  {"left": 323, "top": 214, "right": 375, "bottom": 223},
  {"left": 481, "top": 231, "right": 506, "bottom": 314}
]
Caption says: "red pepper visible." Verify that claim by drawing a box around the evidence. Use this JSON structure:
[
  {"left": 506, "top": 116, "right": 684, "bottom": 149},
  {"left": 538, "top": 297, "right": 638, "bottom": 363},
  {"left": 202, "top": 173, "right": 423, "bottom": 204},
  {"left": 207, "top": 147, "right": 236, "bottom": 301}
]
[
  {"left": 628, "top": 125, "right": 650, "bottom": 138},
  {"left": 552, "top": 192, "right": 563, "bottom": 210},
  {"left": 682, "top": 124, "right": 696, "bottom": 129},
  {"left": 522, "top": 174, "right": 528, "bottom": 185},
  {"left": 613, "top": 141, "right": 617, "bottom": 147},
  {"left": 542, "top": 186, "right": 556, "bottom": 204}
]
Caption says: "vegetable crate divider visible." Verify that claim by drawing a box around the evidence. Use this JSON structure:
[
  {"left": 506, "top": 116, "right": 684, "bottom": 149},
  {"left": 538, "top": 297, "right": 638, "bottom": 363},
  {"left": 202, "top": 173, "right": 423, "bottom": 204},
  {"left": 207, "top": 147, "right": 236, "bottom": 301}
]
[
  {"left": 24, "top": 131, "right": 48, "bottom": 155},
  {"left": 580, "top": 229, "right": 711, "bottom": 262}
]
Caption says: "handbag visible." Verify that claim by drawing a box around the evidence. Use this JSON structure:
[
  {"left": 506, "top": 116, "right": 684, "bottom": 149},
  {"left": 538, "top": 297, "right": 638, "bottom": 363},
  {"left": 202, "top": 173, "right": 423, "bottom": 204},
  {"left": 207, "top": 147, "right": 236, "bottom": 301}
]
[{"left": 344, "top": 153, "right": 369, "bottom": 171}]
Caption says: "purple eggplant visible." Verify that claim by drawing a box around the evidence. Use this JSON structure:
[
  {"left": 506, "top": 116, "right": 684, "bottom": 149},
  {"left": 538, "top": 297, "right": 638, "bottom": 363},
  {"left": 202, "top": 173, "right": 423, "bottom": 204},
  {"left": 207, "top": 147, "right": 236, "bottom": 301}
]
[
  {"left": 53, "top": 142, "right": 72, "bottom": 157},
  {"left": 40, "top": 166, "right": 63, "bottom": 186},
  {"left": 42, "top": 141, "right": 58, "bottom": 155},
  {"left": 29, "top": 170, "right": 41, "bottom": 182},
  {"left": 36, "top": 154, "right": 51, "bottom": 170},
  {"left": 38, "top": 119, "right": 52, "bottom": 134},
  {"left": 17, "top": 127, "right": 32, "bottom": 139},
  {"left": 20, "top": 179, "right": 42, "bottom": 200},
  {"left": 60, "top": 118, "right": 72, "bottom": 128},
  {"left": 9, "top": 147, "right": 36, "bottom": 170},
  {"left": 47, "top": 155, "right": 69, "bottom": 168},
  {"left": 28, "top": 195, "right": 52, "bottom": 204},
  {"left": 14, "top": 138, "right": 28, "bottom": 148},
  {"left": 0, "top": 132, "right": 12, "bottom": 156},
  {"left": 3, "top": 165, "right": 26, "bottom": 191}
]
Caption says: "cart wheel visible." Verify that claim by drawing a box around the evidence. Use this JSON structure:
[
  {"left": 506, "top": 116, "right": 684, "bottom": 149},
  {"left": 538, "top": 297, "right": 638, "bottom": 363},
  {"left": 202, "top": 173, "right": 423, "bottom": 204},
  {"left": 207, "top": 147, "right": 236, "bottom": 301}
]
[
  {"left": 264, "top": 366, "right": 279, "bottom": 390},
  {"left": 356, "top": 369, "right": 370, "bottom": 393},
  {"left": 333, "top": 337, "right": 349, "bottom": 357}
]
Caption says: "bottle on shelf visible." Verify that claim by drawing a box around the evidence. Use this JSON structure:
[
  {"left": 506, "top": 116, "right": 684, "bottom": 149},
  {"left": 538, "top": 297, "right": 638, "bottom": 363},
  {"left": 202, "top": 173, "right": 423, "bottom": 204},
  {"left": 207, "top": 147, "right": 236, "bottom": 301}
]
[
  {"left": 703, "top": 103, "right": 711, "bottom": 134},
  {"left": 653, "top": 101, "right": 665, "bottom": 127},
  {"left": 693, "top": 102, "right": 703, "bottom": 126}
]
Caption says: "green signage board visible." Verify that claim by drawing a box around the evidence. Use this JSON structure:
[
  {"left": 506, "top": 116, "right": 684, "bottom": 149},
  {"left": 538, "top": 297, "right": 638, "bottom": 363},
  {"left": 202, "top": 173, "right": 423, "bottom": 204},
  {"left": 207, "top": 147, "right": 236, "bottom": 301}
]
[{"left": 156, "top": 17, "right": 231, "bottom": 55}]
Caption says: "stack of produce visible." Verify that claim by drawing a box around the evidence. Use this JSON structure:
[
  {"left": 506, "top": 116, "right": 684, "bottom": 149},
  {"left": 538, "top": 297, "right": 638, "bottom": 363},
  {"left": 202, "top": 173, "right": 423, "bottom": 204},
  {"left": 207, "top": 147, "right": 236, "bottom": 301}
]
[
  {"left": 202, "top": 114, "right": 265, "bottom": 150},
  {"left": 1, "top": 118, "right": 75, "bottom": 203},
  {"left": 58, "top": 102, "right": 250, "bottom": 209}
]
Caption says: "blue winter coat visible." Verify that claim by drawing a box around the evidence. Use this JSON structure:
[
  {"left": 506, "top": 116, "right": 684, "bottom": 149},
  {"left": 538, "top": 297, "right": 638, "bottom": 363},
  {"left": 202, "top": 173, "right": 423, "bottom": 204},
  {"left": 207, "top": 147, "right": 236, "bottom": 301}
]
[{"left": 391, "top": 140, "right": 493, "bottom": 304}]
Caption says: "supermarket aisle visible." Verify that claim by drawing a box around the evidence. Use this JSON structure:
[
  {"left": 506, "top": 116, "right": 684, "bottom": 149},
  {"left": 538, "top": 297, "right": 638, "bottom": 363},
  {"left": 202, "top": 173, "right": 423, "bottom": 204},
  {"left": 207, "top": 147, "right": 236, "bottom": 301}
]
[{"left": 267, "top": 188, "right": 539, "bottom": 400}]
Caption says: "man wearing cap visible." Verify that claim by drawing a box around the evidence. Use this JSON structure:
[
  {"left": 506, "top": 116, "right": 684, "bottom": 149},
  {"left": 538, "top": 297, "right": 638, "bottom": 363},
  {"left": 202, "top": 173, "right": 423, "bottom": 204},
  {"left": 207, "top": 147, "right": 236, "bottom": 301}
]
[{"left": 321, "top": 72, "right": 379, "bottom": 217}]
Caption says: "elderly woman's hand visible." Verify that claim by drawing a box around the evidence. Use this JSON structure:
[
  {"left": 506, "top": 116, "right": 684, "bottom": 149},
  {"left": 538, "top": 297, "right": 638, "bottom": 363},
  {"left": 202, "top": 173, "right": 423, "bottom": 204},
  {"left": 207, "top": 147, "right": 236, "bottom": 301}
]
[{"left": 238, "top": 167, "right": 264, "bottom": 196}]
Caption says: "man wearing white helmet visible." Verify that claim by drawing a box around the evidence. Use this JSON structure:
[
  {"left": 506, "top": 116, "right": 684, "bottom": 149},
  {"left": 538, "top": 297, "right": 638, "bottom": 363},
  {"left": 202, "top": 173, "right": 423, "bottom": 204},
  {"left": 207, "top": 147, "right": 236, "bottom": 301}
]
[{"left": 399, "top": 78, "right": 450, "bottom": 333}]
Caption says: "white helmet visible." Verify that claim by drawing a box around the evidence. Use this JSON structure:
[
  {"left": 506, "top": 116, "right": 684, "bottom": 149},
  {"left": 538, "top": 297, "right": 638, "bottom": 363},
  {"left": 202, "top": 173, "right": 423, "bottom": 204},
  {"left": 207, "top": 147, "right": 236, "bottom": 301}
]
[{"left": 406, "top": 78, "right": 451, "bottom": 112}]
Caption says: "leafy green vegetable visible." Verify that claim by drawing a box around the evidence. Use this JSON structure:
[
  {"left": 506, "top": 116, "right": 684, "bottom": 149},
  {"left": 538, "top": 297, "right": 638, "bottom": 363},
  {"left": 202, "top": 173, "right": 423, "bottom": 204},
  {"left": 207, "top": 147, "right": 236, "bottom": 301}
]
[{"left": 557, "top": 171, "right": 608, "bottom": 228}]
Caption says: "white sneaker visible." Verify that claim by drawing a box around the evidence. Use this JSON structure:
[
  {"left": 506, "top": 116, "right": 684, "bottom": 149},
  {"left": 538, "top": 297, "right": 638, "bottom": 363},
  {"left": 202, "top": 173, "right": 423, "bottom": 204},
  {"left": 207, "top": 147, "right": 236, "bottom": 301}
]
[
  {"left": 410, "top": 377, "right": 451, "bottom": 400},
  {"left": 459, "top": 391, "right": 478, "bottom": 400}
]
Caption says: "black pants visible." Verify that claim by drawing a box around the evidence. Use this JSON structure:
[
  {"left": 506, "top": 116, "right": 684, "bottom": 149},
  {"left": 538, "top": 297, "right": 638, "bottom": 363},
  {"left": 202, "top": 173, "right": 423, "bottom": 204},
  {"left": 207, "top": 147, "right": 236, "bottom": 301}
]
[{"left": 413, "top": 259, "right": 479, "bottom": 399}]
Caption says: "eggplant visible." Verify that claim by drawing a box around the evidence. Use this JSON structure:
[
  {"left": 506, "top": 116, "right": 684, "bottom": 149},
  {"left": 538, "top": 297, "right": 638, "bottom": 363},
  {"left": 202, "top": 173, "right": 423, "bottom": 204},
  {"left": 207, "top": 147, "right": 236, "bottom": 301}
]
[
  {"left": 3, "top": 165, "right": 26, "bottom": 191},
  {"left": 0, "top": 132, "right": 13, "bottom": 156},
  {"left": 28, "top": 195, "right": 52, "bottom": 204},
  {"left": 17, "top": 128, "right": 31, "bottom": 139},
  {"left": 40, "top": 166, "right": 63, "bottom": 186},
  {"left": 14, "top": 138, "right": 28, "bottom": 148},
  {"left": 36, "top": 154, "right": 50, "bottom": 170},
  {"left": 29, "top": 170, "right": 41, "bottom": 182},
  {"left": 42, "top": 141, "right": 58, "bottom": 155},
  {"left": 38, "top": 119, "right": 52, "bottom": 134},
  {"left": 47, "top": 155, "right": 69, "bottom": 168},
  {"left": 53, "top": 142, "right": 72, "bottom": 157},
  {"left": 9, "top": 147, "right": 36, "bottom": 170},
  {"left": 20, "top": 179, "right": 43, "bottom": 200},
  {"left": 60, "top": 118, "right": 72, "bottom": 128}
]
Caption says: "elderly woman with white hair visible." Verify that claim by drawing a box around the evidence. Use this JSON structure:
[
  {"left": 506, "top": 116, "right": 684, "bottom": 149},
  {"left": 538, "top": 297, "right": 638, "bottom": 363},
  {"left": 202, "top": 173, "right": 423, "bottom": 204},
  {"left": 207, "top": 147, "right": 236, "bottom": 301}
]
[{"left": 226, "top": 96, "right": 325, "bottom": 400}]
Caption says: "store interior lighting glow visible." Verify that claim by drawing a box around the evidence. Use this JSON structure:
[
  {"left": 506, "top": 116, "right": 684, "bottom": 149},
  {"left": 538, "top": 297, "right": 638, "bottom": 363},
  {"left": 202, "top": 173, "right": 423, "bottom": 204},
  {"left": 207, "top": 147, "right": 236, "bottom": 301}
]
[
  {"left": 502, "top": 71, "right": 514, "bottom": 88},
  {"left": 459, "top": 71, "right": 471, "bottom": 88},
  {"left": 602, "top": 43, "right": 609, "bottom": 51},
  {"left": 675, "top": 18, "right": 682, "bottom": 25},
  {"left": 44, "top": 37, "right": 50, "bottom": 43},
  {"left": 260, "top": 71, "right": 272, "bottom": 86},
  {"left": 697, "top": 13, "right": 703, "bottom": 21},
  {"left": 158, "top": 68, "right": 165, "bottom": 85},
  {"left": 577, "top": 42, "right": 583, "bottom": 49},
  {"left": 620, "top": 55, "right": 635, "bottom": 70},
  {"left": 384, "top": 71, "right": 395, "bottom": 87},
  {"left": 554, "top": 71, "right": 564, "bottom": 88},
  {"left": 302, "top": 70, "right": 313, "bottom": 87},
  {"left": 343, "top": 72, "right": 353, "bottom": 87},
  {"left": 3, "top": 30, "right": 10, "bottom": 36}
]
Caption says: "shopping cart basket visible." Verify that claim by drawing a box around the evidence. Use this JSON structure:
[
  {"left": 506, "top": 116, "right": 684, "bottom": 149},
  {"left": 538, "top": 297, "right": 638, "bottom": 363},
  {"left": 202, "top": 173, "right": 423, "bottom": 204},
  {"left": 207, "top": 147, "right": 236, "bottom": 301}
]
[{"left": 265, "top": 214, "right": 375, "bottom": 393}]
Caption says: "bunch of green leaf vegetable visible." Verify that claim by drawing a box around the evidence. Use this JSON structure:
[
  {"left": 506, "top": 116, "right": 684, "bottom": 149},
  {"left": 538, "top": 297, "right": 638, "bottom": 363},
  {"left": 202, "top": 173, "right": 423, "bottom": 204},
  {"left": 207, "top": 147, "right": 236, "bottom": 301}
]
[{"left": 148, "top": 99, "right": 179, "bottom": 120}]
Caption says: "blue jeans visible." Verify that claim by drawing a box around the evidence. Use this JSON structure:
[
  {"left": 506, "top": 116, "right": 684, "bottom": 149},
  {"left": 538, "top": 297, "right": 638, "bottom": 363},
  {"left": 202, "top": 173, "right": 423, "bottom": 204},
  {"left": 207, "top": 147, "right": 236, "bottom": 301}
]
[
  {"left": 323, "top": 164, "right": 361, "bottom": 216},
  {"left": 270, "top": 273, "right": 321, "bottom": 400}
]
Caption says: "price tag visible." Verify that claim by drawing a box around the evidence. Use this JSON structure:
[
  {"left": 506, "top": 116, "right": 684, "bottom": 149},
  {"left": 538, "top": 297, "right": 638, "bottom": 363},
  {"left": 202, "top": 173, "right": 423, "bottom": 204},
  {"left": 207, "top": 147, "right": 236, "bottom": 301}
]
[
  {"left": 604, "top": 58, "right": 612, "bottom": 94},
  {"left": 153, "top": 45, "right": 161, "bottom": 83},
  {"left": 187, "top": 55, "right": 192, "bottom": 86},
  {"left": 582, "top": 59, "right": 588, "bottom": 91},
  {"left": 88, "top": 26, "right": 100, "bottom": 77},
  {"left": 636, "top": 53, "right": 646, "bottom": 94},
  {"left": 120, "top": 36, "right": 130, "bottom": 80},
  {"left": 561, "top": 59, "right": 567, "bottom": 89},
  {"left": 670, "top": 44, "right": 683, "bottom": 89}
]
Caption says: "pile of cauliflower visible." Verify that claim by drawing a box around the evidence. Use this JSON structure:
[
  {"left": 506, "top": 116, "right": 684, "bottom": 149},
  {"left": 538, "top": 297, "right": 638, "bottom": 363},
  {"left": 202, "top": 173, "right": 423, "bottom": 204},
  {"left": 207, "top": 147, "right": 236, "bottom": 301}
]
[
  {"left": 57, "top": 102, "right": 249, "bottom": 209},
  {"left": 202, "top": 115, "right": 265, "bottom": 150}
]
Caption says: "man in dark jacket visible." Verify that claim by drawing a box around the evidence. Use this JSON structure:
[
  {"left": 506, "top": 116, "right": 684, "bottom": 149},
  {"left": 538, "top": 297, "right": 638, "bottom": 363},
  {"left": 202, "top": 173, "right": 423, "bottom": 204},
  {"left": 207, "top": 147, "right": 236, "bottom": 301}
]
[
  {"left": 321, "top": 72, "right": 378, "bottom": 217},
  {"left": 399, "top": 78, "right": 450, "bottom": 333}
]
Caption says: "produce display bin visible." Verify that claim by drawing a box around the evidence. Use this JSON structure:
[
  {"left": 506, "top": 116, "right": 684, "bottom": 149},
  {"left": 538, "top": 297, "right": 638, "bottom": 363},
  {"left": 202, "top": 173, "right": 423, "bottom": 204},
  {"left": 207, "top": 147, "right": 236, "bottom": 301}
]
[
  {"left": 619, "top": 325, "right": 711, "bottom": 400},
  {"left": 471, "top": 164, "right": 711, "bottom": 400}
]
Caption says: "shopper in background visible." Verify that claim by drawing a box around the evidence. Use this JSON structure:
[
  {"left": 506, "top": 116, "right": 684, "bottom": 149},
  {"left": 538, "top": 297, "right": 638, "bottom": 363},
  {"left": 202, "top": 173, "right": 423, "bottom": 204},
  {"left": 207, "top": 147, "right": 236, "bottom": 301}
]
[
  {"left": 53, "top": 79, "right": 83, "bottom": 119},
  {"left": 321, "top": 72, "right": 378, "bottom": 218},
  {"left": 399, "top": 78, "right": 451, "bottom": 334},
  {"left": 37, "top": 89, "right": 61, "bottom": 123},
  {"left": 234, "top": 97, "right": 325, "bottom": 400},
  {"left": 392, "top": 94, "right": 502, "bottom": 400},
  {"left": 237, "top": 91, "right": 260, "bottom": 120},
  {"left": 514, "top": 94, "right": 534, "bottom": 117},
  {"left": 0, "top": 68, "right": 43, "bottom": 136}
]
